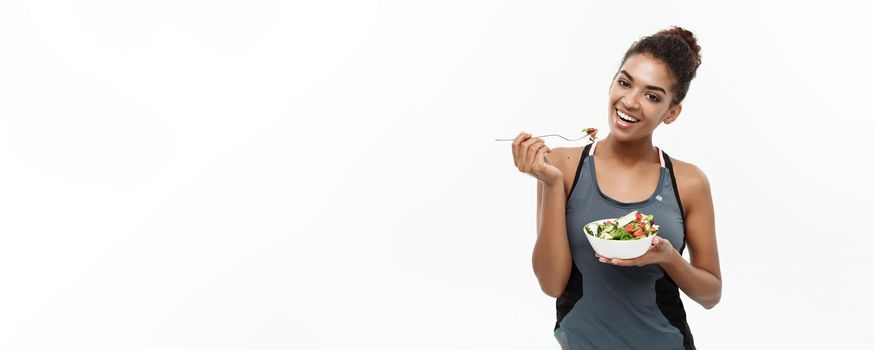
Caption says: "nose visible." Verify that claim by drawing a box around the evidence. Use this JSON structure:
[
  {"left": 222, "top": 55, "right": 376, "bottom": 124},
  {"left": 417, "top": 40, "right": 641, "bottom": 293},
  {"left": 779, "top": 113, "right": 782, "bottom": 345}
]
[{"left": 620, "top": 95, "right": 640, "bottom": 111}]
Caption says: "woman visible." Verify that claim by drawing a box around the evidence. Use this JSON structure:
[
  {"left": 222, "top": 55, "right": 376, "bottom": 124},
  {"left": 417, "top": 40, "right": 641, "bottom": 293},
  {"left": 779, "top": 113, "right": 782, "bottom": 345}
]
[{"left": 511, "top": 26, "right": 721, "bottom": 350}]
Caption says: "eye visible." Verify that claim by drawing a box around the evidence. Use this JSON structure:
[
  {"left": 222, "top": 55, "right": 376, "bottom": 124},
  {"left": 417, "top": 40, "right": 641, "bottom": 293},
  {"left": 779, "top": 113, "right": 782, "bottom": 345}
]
[{"left": 618, "top": 79, "right": 661, "bottom": 102}]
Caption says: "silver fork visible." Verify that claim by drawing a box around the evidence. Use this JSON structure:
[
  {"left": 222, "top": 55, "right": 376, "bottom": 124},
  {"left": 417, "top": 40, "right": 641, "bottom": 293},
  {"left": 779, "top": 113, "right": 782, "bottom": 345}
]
[
  {"left": 495, "top": 129, "right": 597, "bottom": 142},
  {"left": 494, "top": 134, "right": 591, "bottom": 142}
]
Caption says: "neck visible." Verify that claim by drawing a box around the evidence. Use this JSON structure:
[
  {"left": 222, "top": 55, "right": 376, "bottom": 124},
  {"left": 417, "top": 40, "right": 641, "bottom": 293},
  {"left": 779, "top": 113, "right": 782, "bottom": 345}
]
[{"left": 597, "top": 134, "right": 658, "bottom": 164}]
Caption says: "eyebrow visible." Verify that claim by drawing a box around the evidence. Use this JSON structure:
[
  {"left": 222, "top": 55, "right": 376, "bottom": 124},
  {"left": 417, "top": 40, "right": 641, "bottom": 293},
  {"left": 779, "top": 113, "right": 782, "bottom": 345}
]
[{"left": 618, "top": 70, "right": 667, "bottom": 95}]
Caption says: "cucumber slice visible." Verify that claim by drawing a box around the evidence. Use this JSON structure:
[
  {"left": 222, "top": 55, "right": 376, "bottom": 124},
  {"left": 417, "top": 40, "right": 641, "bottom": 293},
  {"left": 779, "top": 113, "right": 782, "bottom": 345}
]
[{"left": 616, "top": 210, "right": 638, "bottom": 227}]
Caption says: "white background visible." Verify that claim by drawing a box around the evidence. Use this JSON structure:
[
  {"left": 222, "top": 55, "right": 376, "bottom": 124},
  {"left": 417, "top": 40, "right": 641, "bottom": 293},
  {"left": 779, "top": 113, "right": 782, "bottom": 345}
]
[{"left": 1, "top": 0, "right": 872, "bottom": 349}]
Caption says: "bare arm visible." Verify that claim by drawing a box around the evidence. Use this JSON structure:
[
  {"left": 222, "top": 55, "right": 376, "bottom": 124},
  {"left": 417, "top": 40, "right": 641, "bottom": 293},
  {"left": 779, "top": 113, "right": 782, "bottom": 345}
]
[
  {"left": 660, "top": 166, "right": 722, "bottom": 309},
  {"left": 533, "top": 179, "right": 572, "bottom": 298},
  {"left": 511, "top": 133, "right": 571, "bottom": 298}
]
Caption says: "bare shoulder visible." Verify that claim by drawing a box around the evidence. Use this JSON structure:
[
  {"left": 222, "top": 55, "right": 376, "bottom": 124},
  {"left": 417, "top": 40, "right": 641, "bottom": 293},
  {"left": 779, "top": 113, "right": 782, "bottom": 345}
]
[
  {"left": 668, "top": 157, "right": 712, "bottom": 210},
  {"left": 670, "top": 158, "right": 709, "bottom": 187},
  {"left": 548, "top": 146, "right": 584, "bottom": 170},
  {"left": 547, "top": 146, "right": 585, "bottom": 191}
]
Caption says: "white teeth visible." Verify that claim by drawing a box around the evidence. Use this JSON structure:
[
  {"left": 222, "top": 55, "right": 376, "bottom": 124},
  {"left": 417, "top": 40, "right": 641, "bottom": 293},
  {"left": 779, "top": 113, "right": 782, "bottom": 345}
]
[{"left": 617, "top": 109, "right": 640, "bottom": 123}]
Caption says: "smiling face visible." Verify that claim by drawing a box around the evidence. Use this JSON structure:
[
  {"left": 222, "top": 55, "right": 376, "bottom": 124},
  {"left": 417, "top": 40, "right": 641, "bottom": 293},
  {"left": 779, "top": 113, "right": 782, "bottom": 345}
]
[{"left": 607, "top": 53, "right": 682, "bottom": 141}]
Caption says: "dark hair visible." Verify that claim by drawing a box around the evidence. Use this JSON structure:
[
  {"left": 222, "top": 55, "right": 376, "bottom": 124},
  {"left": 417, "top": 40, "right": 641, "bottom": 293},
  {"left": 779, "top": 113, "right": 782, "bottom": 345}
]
[{"left": 620, "top": 26, "right": 702, "bottom": 107}]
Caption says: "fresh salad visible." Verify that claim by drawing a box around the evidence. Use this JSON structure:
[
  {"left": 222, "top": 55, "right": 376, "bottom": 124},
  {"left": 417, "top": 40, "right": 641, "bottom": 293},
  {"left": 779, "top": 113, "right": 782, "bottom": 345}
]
[
  {"left": 584, "top": 210, "right": 659, "bottom": 240},
  {"left": 582, "top": 127, "right": 598, "bottom": 142}
]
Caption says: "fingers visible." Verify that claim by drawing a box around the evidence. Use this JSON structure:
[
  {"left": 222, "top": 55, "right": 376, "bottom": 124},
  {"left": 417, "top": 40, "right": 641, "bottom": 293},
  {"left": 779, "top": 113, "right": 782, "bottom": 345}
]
[
  {"left": 518, "top": 137, "right": 545, "bottom": 172},
  {"left": 527, "top": 142, "right": 549, "bottom": 169},
  {"left": 511, "top": 132, "right": 531, "bottom": 167},
  {"left": 653, "top": 236, "right": 671, "bottom": 249},
  {"left": 522, "top": 137, "right": 545, "bottom": 165},
  {"left": 511, "top": 131, "right": 553, "bottom": 179},
  {"left": 534, "top": 144, "right": 551, "bottom": 169},
  {"left": 595, "top": 252, "right": 645, "bottom": 266},
  {"left": 605, "top": 257, "right": 641, "bottom": 267},
  {"left": 596, "top": 254, "right": 625, "bottom": 265},
  {"left": 595, "top": 253, "right": 616, "bottom": 264}
]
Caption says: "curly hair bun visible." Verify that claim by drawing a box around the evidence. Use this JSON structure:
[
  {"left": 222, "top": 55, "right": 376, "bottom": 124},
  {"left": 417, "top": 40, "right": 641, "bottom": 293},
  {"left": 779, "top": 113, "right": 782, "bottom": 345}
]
[{"left": 657, "top": 26, "right": 701, "bottom": 70}]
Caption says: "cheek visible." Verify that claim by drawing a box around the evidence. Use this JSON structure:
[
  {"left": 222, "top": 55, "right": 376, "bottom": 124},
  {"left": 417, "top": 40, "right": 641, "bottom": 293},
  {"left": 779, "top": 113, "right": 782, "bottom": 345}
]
[{"left": 648, "top": 108, "right": 668, "bottom": 123}]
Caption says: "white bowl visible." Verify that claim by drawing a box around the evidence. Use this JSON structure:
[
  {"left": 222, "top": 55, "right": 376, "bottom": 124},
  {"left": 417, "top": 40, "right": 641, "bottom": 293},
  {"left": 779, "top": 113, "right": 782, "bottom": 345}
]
[{"left": 584, "top": 218, "right": 656, "bottom": 259}]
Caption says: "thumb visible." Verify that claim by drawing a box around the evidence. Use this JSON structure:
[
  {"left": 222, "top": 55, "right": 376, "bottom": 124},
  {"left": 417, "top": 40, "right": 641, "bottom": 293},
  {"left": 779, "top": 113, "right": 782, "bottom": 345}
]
[{"left": 652, "top": 236, "right": 661, "bottom": 245}]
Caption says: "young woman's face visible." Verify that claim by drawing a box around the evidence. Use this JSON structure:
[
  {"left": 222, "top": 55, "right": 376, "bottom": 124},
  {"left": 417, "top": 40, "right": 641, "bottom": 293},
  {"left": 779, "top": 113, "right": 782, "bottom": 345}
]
[{"left": 607, "top": 53, "right": 680, "bottom": 141}]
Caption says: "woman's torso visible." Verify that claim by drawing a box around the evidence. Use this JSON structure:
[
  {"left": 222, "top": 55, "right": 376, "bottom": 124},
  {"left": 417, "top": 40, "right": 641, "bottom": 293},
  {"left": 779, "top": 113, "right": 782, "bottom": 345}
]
[{"left": 552, "top": 141, "right": 696, "bottom": 350}]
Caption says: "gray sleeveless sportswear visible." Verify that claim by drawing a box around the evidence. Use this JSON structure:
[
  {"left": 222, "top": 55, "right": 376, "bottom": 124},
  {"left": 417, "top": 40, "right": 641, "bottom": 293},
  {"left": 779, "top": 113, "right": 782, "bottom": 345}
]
[{"left": 553, "top": 140, "right": 696, "bottom": 350}]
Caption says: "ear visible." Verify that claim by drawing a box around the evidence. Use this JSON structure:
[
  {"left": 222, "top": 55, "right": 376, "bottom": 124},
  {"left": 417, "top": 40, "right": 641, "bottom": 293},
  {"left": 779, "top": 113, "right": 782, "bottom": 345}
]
[{"left": 663, "top": 104, "right": 682, "bottom": 124}]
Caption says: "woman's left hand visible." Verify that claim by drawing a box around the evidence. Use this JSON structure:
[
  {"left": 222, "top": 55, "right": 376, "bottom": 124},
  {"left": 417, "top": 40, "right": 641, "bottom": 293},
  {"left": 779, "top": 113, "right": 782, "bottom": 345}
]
[{"left": 596, "top": 236, "right": 678, "bottom": 267}]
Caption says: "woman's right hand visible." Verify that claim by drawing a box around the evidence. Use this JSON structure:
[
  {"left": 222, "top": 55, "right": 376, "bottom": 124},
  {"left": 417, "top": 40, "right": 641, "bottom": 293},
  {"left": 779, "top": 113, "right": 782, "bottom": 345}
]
[{"left": 512, "top": 132, "right": 563, "bottom": 186}]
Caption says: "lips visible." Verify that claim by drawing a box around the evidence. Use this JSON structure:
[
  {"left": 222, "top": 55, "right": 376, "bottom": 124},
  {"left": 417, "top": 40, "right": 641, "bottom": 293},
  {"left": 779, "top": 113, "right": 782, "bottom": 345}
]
[
  {"left": 616, "top": 109, "right": 640, "bottom": 123},
  {"left": 614, "top": 108, "right": 640, "bottom": 129}
]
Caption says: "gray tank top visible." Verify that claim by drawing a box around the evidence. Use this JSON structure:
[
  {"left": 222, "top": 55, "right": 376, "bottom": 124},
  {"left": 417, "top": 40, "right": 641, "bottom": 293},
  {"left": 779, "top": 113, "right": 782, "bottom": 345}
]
[{"left": 554, "top": 140, "right": 696, "bottom": 350}]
